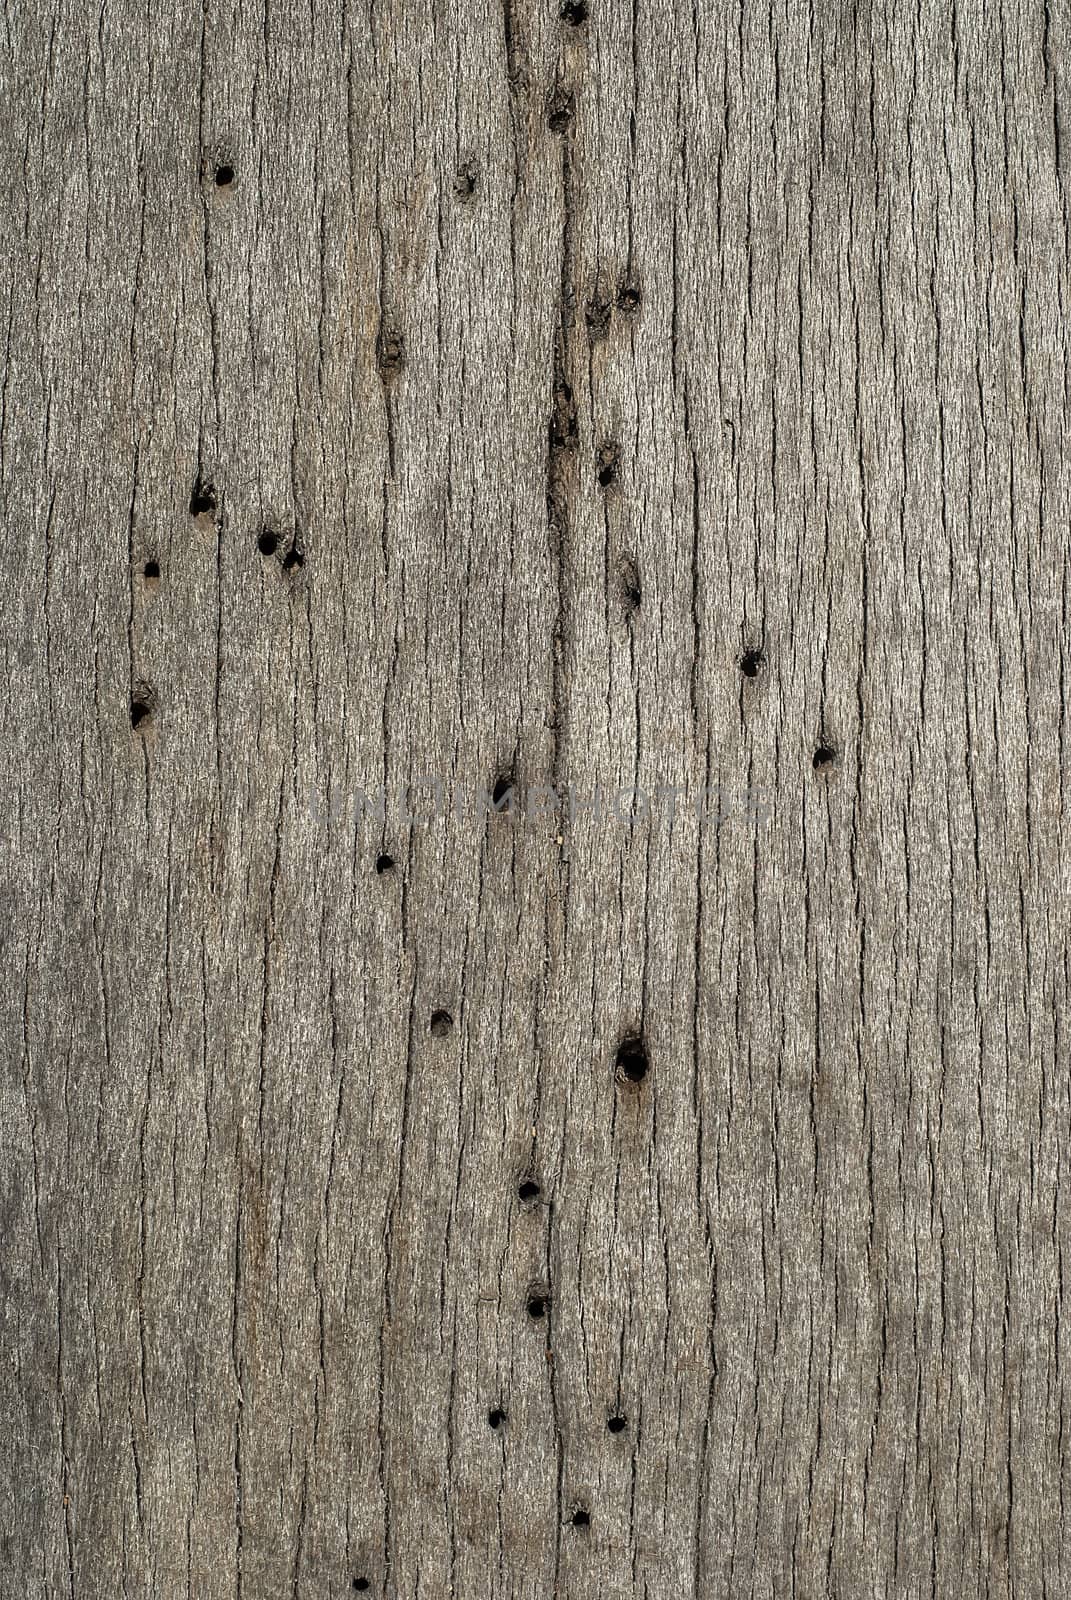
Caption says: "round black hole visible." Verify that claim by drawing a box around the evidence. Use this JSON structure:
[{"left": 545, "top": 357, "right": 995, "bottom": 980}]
[
  {"left": 526, "top": 1294, "right": 547, "bottom": 1320},
  {"left": 597, "top": 445, "right": 619, "bottom": 488},
  {"left": 282, "top": 545, "right": 304, "bottom": 572},
  {"left": 518, "top": 1179, "right": 540, "bottom": 1202},
  {"left": 813, "top": 745, "right": 837, "bottom": 771},
  {"left": 560, "top": 0, "right": 588, "bottom": 21},
  {"left": 375, "top": 853, "right": 395, "bottom": 875},
  {"left": 378, "top": 330, "right": 405, "bottom": 375},
  {"left": 430, "top": 1009, "right": 454, "bottom": 1037},
  {"left": 487, "top": 1407, "right": 506, "bottom": 1429},
  {"left": 131, "top": 697, "right": 152, "bottom": 730},
  {"left": 257, "top": 530, "right": 279, "bottom": 557},
  {"left": 215, "top": 164, "right": 235, "bottom": 187},
  {"left": 548, "top": 95, "right": 575, "bottom": 134},
  {"left": 740, "top": 649, "right": 764, "bottom": 678},
  {"left": 586, "top": 295, "right": 612, "bottom": 339},
  {"left": 607, "top": 1414, "right": 627, "bottom": 1433},
  {"left": 491, "top": 776, "right": 515, "bottom": 811},
  {"left": 619, "top": 555, "right": 642, "bottom": 615},
  {"left": 615, "top": 1035, "right": 648, "bottom": 1083},
  {"left": 143, "top": 559, "right": 160, "bottom": 581},
  {"left": 571, "top": 1508, "right": 591, "bottom": 1528},
  {"left": 352, "top": 1582, "right": 369, "bottom": 1594},
  {"left": 454, "top": 160, "right": 478, "bottom": 199},
  {"left": 190, "top": 485, "right": 215, "bottom": 517},
  {"left": 617, "top": 283, "right": 642, "bottom": 315}
]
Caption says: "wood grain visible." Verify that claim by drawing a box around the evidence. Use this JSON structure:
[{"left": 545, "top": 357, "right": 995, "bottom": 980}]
[{"left": 2, "top": 0, "right": 1070, "bottom": 1594}]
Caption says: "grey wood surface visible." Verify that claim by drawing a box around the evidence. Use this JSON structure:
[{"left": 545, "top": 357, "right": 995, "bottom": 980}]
[{"left": 3, "top": 0, "right": 1070, "bottom": 1594}]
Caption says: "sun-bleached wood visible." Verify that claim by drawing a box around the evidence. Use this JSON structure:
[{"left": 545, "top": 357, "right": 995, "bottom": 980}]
[{"left": 3, "top": 0, "right": 1070, "bottom": 1595}]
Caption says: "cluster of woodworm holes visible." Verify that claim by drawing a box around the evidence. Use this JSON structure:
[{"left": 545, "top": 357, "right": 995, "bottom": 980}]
[
  {"left": 134, "top": 497, "right": 839, "bottom": 775},
  {"left": 416, "top": 1005, "right": 643, "bottom": 1541},
  {"left": 138, "top": 89, "right": 836, "bottom": 1592},
  {"left": 130, "top": 137, "right": 840, "bottom": 775}
]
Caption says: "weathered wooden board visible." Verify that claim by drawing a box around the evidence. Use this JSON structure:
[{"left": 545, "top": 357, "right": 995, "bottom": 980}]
[{"left": 3, "top": 0, "right": 1070, "bottom": 1594}]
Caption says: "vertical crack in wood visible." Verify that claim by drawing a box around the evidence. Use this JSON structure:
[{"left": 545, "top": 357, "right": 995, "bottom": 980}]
[
  {"left": 547, "top": 121, "right": 578, "bottom": 801},
  {"left": 544, "top": 101, "right": 580, "bottom": 1559},
  {"left": 195, "top": 15, "right": 221, "bottom": 436},
  {"left": 374, "top": 188, "right": 399, "bottom": 485},
  {"left": 231, "top": 1158, "right": 245, "bottom": 1598},
  {"left": 501, "top": 0, "right": 526, "bottom": 91}
]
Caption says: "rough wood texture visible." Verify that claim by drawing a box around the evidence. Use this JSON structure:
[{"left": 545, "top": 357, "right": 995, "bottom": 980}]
[{"left": 3, "top": 0, "right": 1069, "bottom": 1595}]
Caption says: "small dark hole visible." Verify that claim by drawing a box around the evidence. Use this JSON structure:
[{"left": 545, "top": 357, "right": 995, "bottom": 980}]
[
  {"left": 257, "top": 530, "right": 279, "bottom": 557},
  {"left": 190, "top": 484, "right": 216, "bottom": 517},
  {"left": 571, "top": 1508, "right": 591, "bottom": 1528},
  {"left": 375, "top": 853, "right": 395, "bottom": 875},
  {"left": 547, "top": 89, "right": 575, "bottom": 134},
  {"left": 130, "top": 697, "right": 152, "bottom": 730},
  {"left": 617, "top": 282, "right": 642, "bottom": 315},
  {"left": 597, "top": 443, "right": 619, "bottom": 489},
  {"left": 619, "top": 555, "right": 642, "bottom": 616},
  {"left": 487, "top": 1408, "right": 506, "bottom": 1429},
  {"left": 560, "top": 0, "right": 588, "bottom": 22},
  {"left": 430, "top": 1009, "right": 454, "bottom": 1037},
  {"left": 813, "top": 745, "right": 837, "bottom": 771},
  {"left": 143, "top": 559, "right": 160, "bottom": 582},
  {"left": 215, "top": 164, "right": 235, "bottom": 187},
  {"left": 549, "top": 380, "right": 578, "bottom": 451},
  {"left": 491, "top": 776, "right": 515, "bottom": 811},
  {"left": 607, "top": 1415, "right": 627, "bottom": 1433},
  {"left": 526, "top": 1295, "right": 547, "bottom": 1320},
  {"left": 378, "top": 328, "right": 406, "bottom": 376},
  {"left": 352, "top": 1582, "right": 369, "bottom": 1594},
  {"left": 616, "top": 1035, "right": 648, "bottom": 1084},
  {"left": 454, "top": 159, "right": 479, "bottom": 200},
  {"left": 740, "top": 649, "right": 764, "bottom": 678},
  {"left": 282, "top": 545, "right": 304, "bottom": 572},
  {"left": 586, "top": 294, "right": 612, "bottom": 339},
  {"left": 518, "top": 1179, "right": 540, "bottom": 1202}
]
